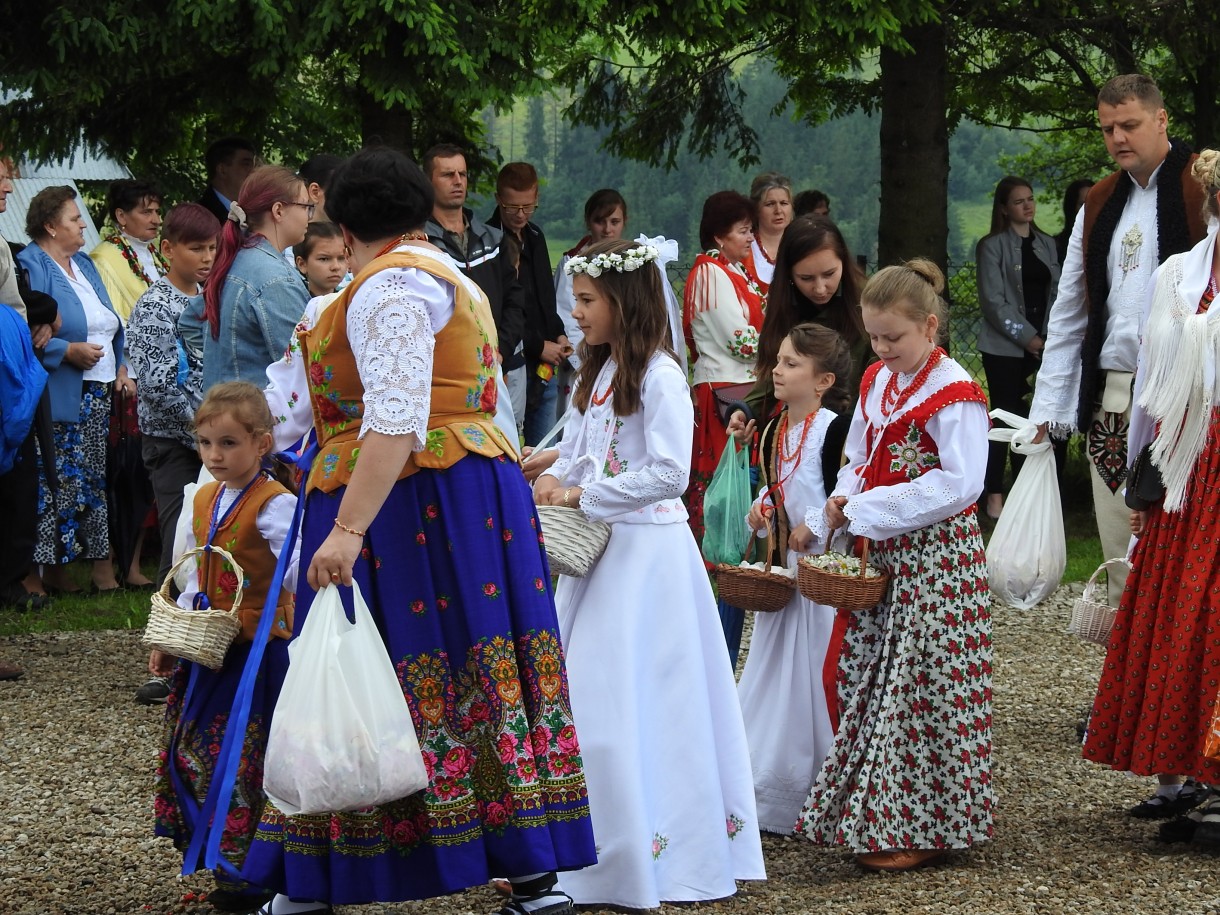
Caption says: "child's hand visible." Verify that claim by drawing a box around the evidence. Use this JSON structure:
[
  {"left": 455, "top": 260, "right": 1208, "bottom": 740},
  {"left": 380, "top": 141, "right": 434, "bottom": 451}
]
[
  {"left": 522, "top": 447, "right": 560, "bottom": 482},
  {"left": 148, "top": 649, "right": 176, "bottom": 678},
  {"left": 1130, "top": 510, "right": 1147, "bottom": 536},
  {"left": 825, "top": 496, "right": 848, "bottom": 531},
  {"left": 747, "top": 503, "right": 768, "bottom": 532},
  {"left": 789, "top": 523, "right": 814, "bottom": 553},
  {"left": 533, "top": 475, "right": 561, "bottom": 505},
  {"left": 726, "top": 411, "right": 756, "bottom": 446}
]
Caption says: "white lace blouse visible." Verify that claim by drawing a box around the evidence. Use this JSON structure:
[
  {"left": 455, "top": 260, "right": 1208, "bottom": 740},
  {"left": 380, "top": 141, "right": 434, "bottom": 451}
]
[
  {"left": 814, "top": 357, "right": 989, "bottom": 541},
  {"left": 264, "top": 248, "right": 488, "bottom": 451},
  {"left": 541, "top": 353, "right": 692, "bottom": 524}
]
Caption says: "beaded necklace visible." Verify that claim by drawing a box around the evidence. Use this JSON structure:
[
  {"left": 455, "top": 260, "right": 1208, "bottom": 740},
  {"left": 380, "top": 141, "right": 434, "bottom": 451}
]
[
  {"left": 880, "top": 347, "right": 944, "bottom": 418},
  {"left": 106, "top": 232, "right": 169, "bottom": 284},
  {"left": 759, "top": 407, "right": 819, "bottom": 516},
  {"left": 373, "top": 232, "right": 430, "bottom": 259},
  {"left": 591, "top": 382, "right": 614, "bottom": 406}
]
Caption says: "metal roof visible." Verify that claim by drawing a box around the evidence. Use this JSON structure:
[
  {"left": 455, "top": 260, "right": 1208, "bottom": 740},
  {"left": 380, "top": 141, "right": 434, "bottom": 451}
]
[
  {"left": 0, "top": 179, "right": 106, "bottom": 252},
  {"left": 20, "top": 152, "right": 131, "bottom": 181}
]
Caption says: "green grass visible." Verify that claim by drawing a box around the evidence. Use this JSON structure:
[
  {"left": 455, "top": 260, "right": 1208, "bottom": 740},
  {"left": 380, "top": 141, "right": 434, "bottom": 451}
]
[
  {"left": 0, "top": 443, "right": 1108, "bottom": 642},
  {"left": 0, "top": 563, "right": 155, "bottom": 638}
]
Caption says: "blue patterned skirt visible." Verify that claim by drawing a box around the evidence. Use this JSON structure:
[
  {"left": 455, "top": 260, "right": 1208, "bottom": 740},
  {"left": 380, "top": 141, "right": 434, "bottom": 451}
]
[
  {"left": 154, "top": 640, "right": 289, "bottom": 893},
  {"left": 241, "top": 454, "right": 596, "bottom": 903},
  {"left": 35, "top": 380, "right": 110, "bottom": 564}
]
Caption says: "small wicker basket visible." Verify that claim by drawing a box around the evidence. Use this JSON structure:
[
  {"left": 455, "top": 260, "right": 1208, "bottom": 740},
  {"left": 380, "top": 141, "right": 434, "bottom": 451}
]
[
  {"left": 797, "top": 539, "right": 889, "bottom": 611},
  {"left": 142, "top": 546, "right": 245, "bottom": 670},
  {"left": 537, "top": 504, "right": 612, "bottom": 578},
  {"left": 716, "top": 532, "right": 795, "bottom": 613},
  {"left": 1067, "top": 558, "right": 1129, "bottom": 647}
]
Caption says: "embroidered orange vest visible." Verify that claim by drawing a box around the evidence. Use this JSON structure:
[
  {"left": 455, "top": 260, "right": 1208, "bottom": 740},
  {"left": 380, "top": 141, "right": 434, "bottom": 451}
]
[
  {"left": 299, "top": 250, "right": 516, "bottom": 494},
  {"left": 191, "top": 475, "right": 294, "bottom": 643}
]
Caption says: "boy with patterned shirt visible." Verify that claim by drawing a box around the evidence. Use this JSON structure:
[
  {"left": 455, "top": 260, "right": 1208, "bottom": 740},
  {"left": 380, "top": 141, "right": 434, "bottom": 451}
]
[{"left": 126, "top": 203, "right": 220, "bottom": 704}]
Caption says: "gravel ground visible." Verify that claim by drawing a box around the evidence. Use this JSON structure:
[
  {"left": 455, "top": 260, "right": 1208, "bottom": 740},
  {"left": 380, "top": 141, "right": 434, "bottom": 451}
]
[{"left": 3, "top": 586, "right": 1220, "bottom": 915}]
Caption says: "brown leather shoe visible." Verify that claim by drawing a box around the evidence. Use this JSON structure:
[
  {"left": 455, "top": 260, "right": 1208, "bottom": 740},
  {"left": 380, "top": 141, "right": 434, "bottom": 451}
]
[
  {"left": 0, "top": 662, "right": 24, "bottom": 681},
  {"left": 856, "top": 848, "right": 947, "bottom": 872}
]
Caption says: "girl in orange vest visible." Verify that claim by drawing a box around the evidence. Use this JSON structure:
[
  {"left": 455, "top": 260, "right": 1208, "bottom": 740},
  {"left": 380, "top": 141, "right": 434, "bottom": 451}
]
[{"left": 152, "top": 381, "right": 298, "bottom": 912}]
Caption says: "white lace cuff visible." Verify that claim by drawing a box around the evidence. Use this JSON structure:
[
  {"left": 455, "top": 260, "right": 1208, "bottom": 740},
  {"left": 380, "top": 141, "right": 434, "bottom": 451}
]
[{"left": 349, "top": 285, "right": 434, "bottom": 442}]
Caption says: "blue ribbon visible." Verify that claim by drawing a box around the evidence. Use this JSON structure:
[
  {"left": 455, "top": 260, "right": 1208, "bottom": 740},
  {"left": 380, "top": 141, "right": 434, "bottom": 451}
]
[{"left": 179, "top": 433, "right": 317, "bottom": 879}]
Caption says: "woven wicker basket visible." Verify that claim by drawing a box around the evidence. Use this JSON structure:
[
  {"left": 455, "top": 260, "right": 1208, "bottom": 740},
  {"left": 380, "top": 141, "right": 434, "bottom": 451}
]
[
  {"left": 142, "top": 546, "right": 245, "bottom": 670},
  {"left": 537, "top": 504, "right": 612, "bottom": 578},
  {"left": 797, "top": 539, "right": 889, "bottom": 611},
  {"left": 1067, "top": 558, "right": 1129, "bottom": 647},
  {"left": 716, "top": 533, "right": 795, "bottom": 613}
]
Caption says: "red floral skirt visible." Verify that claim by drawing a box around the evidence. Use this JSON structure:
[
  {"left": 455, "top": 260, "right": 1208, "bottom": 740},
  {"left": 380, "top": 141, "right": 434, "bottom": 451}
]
[{"left": 1083, "top": 423, "right": 1220, "bottom": 781}]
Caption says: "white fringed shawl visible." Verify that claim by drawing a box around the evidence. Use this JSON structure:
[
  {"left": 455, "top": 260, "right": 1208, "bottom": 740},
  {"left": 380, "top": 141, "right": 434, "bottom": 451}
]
[{"left": 1137, "top": 224, "right": 1220, "bottom": 511}]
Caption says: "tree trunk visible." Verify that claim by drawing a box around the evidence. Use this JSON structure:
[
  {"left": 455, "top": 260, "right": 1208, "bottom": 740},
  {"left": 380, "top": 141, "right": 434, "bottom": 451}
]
[
  {"left": 877, "top": 19, "right": 949, "bottom": 276},
  {"left": 358, "top": 84, "right": 414, "bottom": 154}
]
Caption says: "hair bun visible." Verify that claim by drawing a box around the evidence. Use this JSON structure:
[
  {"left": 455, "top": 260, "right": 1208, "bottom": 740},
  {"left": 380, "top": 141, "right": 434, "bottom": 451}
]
[
  {"left": 903, "top": 258, "right": 945, "bottom": 295},
  {"left": 1192, "top": 148, "right": 1220, "bottom": 191}
]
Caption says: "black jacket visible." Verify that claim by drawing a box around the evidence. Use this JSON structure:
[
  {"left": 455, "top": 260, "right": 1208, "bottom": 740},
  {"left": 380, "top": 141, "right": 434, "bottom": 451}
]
[
  {"left": 486, "top": 212, "right": 564, "bottom": 362},
  {"left": 197, "top": 187, "right": 229, "bottom": 225},
  {"left": 425, "top": 209, "right": 525, "bottom": 370}
]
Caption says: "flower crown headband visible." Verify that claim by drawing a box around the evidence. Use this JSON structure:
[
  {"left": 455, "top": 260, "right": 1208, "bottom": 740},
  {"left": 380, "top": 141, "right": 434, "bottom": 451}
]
[{"left": 564, "top": 244, "right": 660, "bottom": 278}]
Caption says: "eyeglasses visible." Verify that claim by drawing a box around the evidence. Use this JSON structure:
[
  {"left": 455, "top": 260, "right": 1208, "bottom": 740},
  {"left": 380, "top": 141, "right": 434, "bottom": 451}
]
[
  {"left": 284, "top": 201, "right": 317, "bottom": 218},
  {"left": 499, "top": 203, "right": 538, "bottom": 217}
]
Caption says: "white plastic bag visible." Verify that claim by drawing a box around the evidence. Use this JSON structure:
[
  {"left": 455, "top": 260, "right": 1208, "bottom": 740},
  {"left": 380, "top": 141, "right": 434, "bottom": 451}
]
[
  {"left": 984, "top": 409, "right": 1066, "bottom": 609},
  {"left": 264, "top": 581, "right": 427, "bottom": 815}
]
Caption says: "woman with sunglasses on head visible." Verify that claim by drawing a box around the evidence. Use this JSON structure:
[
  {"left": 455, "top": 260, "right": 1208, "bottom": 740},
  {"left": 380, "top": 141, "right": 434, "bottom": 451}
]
[{"left": 187, "top": 165, "right": 312, "bottom": 391}]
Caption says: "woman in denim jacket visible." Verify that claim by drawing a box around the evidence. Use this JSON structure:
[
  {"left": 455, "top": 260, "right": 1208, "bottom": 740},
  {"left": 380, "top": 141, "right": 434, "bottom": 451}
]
[
  {"left": 17, "top": 186, "right": 129, "bottom": 593},
  {"left": 195, "top": 166, "right": 311, "bottom": 392}
]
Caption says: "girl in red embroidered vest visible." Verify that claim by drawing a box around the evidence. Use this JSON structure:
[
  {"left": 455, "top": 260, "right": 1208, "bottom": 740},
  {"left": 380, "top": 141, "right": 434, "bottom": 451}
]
[
  {"left": 730, "top": 323, "right": 853, "bottom": 835},
  {"left": 153, "top": 382, "right": 299, "bottom": 912},
  {"left": 794, "top": 259, "right": 994, "bottom": 872},
  {"left": 536, "top": 238, "right": 765, "bottom": 908}
]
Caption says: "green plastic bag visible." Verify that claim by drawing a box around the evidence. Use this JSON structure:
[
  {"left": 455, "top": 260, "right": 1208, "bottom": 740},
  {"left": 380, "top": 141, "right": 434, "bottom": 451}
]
[{"left": 701, "top": 438, "right": 752, "bottom": 566}]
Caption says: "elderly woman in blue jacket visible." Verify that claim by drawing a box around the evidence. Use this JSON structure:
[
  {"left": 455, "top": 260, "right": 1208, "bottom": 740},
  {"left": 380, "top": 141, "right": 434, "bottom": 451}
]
[
  {"left": 975, "top": 175, "right": 1061, "bottom": 519},
  {"left": 17, "top": 185, "right": 130, "bottom": 594}
]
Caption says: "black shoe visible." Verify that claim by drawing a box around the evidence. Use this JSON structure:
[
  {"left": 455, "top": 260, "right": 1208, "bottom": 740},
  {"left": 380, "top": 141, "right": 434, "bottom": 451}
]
[
  {"left": 134, "top": 676, "right": 172, "bottom": 705},
  {"left": 0, "top": 585, "right": 49, "bottom": 612},
  {"left": 207, "top": 888, "right": 275, "bottom": 913},
  {"left": 1189, "top": 794, "right": 1220, "bottom": 850},
  {"left": 1158, "top": 812, "right": 1202, "bottom": 843},
  {"left": 1129, "top": 784, "right": 1205, "bottom": 819}
]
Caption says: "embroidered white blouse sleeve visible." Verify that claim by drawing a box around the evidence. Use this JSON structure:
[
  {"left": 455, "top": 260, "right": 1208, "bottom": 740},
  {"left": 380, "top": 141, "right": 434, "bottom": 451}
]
[
  {"left": 539, "top": 400, "right": 583, "bottom": 488},
  {"left": 578, "top": 360, "right": 692, "bottom": 521},
  {"left": 840, "top": 400, "right": 989, "bottom": 540},
  {"left": 1030, "top": 206, "right": 1087, "bottom": 432},
  {"left": 347, "top": 266, "right": 454, "bottom": 444},
  {"left": 257, "top": 493, "right": 301, "bottom": 595},
  {"left": 689, "top": 262, "right": 759, "bottom": 365},
  {"left": 174, "top": 521, "right": 201, "bottom": 612},
  {"left": 265, "top": 295, "right": 330, "bottom": 450}
]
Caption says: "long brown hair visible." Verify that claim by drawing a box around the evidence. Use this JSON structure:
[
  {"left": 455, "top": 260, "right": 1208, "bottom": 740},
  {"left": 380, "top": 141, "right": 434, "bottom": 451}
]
[
  {"left": 755, "top": 217, "right": 865, "bottom": 379},
  {"left": 571, "top": 239, "right": 676, "bottom": 417},
  {"left": 986, "top": 176, "right": 1042, "bottom": 237}
]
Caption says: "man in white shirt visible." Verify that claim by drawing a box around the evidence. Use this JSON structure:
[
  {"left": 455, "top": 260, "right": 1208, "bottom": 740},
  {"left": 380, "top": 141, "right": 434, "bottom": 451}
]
[
  {"left": 1031, "top": 75, "right": 1206, "bottom": 823},
  {"left": 1031, "top": 74, "right": 1205, "bottom": 600}
]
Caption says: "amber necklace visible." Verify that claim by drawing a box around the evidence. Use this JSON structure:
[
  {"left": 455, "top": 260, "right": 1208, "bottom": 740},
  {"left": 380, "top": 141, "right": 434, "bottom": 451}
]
[
  {"left": 373, "top": 232, "right": 430, "bottom": 259},
  {"left": 880, "top": 347, "right": 944, "bottom": 418}
]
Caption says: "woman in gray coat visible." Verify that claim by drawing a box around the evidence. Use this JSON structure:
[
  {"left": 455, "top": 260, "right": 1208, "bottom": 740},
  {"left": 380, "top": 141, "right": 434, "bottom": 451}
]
[{"left": 975, "top": 175, "right": 1061, "bottom": 519}]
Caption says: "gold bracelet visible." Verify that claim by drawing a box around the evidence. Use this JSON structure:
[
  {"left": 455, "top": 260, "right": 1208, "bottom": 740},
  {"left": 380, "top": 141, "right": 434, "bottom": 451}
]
[
  {"left": 334, "top": 518, "right": 366, "bottom": 538},
  {"left": 562, "top": 488, "right": 572, "bottom": 507}
]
